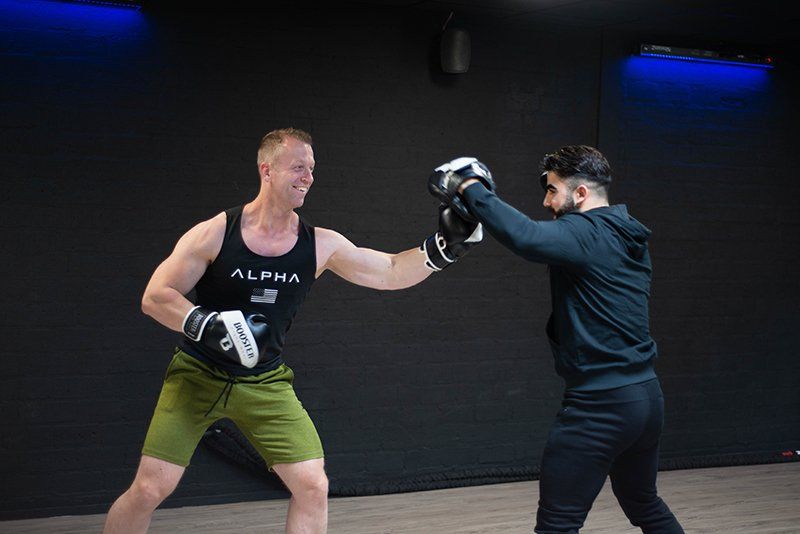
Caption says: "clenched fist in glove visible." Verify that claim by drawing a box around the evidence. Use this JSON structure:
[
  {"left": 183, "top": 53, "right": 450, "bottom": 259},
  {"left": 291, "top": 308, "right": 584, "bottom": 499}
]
[
  {"left": 182, "top": 306, "right": 270, "bottom": 368},
  {"left": 421, "top": 204, "right": 484, "bottom": 271}
]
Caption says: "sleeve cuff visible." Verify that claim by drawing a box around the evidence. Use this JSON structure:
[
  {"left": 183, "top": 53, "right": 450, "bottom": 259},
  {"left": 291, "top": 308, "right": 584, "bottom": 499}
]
[{"left": 461, "top": 181, "right": 490, "bottom": 205}]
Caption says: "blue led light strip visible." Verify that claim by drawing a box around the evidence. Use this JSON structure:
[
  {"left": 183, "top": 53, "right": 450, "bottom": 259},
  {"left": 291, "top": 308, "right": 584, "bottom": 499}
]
[
  {"left": 640, "top": 52, "right": 774, "bottom": 70},
  {"left": 67, "top": 0, "right": 142, "bottom": 9},
  {"left": 639, "top": 43, "right": 774, "bottom": 69}
]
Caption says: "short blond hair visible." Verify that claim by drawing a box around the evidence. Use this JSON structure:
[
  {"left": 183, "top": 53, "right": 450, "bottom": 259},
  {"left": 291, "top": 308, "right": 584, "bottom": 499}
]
[{"left": 257, "top": 127, "right": 313, "bottom": 166}]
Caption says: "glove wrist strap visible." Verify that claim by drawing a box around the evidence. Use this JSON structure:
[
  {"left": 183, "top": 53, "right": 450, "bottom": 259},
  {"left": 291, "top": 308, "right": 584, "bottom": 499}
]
[
  {"left": 182, "top": 306, "right": 216, "bottom": 341},
  {"left": 421, "top": 232, "right": 455, "bottom": 272}
]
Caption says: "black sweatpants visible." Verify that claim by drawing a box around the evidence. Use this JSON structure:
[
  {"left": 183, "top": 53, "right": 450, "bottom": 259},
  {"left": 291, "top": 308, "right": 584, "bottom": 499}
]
[{"left": 535, "top": 379, "right": 683, "bottom": 533}]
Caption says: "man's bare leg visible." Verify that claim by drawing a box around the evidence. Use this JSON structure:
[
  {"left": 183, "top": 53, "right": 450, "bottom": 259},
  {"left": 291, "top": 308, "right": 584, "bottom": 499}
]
[
  {"left": 103, "top": 455, "right": 185, "bottom": 534},
  {"left": 272, "top": 458, "right": 328, "bottom": 534}
]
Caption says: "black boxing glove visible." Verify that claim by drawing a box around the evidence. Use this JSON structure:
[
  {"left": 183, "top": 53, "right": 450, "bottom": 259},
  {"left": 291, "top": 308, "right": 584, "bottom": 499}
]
[
  {"left": 182, "top": 306, "right": 269, "bottom": 369},
  {"left": 428, "top": 157, "right": 495, "bottom": 222},
  {"left": 421, "top": 204, "right": 484, "bottom": 271}
]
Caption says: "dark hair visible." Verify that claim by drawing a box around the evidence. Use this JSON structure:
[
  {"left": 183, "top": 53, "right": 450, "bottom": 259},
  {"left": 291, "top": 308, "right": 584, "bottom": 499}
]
[{"left": 539, "top": 145, "right": 612, "bottom": 195}]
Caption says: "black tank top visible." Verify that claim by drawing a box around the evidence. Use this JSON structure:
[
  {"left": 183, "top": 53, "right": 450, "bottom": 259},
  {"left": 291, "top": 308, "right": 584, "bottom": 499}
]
[{"left": 180, "top": 205, "right": 317, "bottom": 375}]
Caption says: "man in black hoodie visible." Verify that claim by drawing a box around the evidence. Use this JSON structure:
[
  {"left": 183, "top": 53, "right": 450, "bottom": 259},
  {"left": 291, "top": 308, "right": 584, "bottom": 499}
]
[{"left": 431, "top": 146, "right": 683, "bottom": 533}]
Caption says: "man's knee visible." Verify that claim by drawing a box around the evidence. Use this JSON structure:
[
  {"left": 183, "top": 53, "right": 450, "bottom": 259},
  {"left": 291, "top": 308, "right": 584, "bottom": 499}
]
[
  {"left": 127, "top": 456, "right": 184, "bottom": 510},
  {"left": 293, "top": 470, "right": 328, "bottom": 502},
  {"left": 280, "top": 461, "right": 328, "bottom": 505},
  {"left": 612, "top": 487, "right": 683, "bottom": 533},
  {"left": 611, "top": 475, "right": 662, "bottom": 517},
  {"left": 535, "top": 501, "right": 586, "bottom": 534},
  {"left": 129, "top": 477, "right": 177, "bottom": 510}
]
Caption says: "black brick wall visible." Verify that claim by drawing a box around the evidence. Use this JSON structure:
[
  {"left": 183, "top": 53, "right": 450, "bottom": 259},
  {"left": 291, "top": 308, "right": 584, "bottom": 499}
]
[{"left": 1, "top": 1, "right": 798, "bottom": 520}]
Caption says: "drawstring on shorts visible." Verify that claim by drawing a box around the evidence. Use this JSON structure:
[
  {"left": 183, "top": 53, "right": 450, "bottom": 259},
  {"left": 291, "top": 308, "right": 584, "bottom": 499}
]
[{"left": 205, "top": 373, "right": 237, "bottom": 417}]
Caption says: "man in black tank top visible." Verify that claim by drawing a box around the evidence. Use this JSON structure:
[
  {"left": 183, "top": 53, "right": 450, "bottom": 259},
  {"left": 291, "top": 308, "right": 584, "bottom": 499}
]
[{"left": 103, "top": 128, "right": 485, "bottom": 534}]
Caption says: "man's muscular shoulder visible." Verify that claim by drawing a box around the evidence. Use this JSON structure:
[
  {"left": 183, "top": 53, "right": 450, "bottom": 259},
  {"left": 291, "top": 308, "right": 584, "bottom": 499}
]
[
  {"left": 314, "top": 227, "right": 353, "bottom": 277},
  {"left": 180, "top": 211, "right": 227, "bottom": 264}
]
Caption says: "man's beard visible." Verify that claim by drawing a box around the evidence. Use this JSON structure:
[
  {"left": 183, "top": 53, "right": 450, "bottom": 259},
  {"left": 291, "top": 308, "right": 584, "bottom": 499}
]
[{"left": 551, "top": 196, "right": 577, "bottom": 218}]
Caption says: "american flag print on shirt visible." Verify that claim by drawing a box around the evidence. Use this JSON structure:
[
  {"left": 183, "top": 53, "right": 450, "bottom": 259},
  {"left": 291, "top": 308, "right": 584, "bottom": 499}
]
[{"left": 251, "top": 288, "right": 278, "bottom": 304}]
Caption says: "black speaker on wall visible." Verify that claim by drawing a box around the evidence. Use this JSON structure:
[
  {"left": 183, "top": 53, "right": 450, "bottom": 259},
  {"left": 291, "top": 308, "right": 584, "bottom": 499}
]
[{"left": 441, "top": 27, "right": 470, "bottom": 73}]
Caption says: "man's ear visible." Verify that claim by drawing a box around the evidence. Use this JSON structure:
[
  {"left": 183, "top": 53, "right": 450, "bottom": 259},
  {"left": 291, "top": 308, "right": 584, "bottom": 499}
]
[
  {"left": 574, "top": 183, "right": 590, "bottom": 204},
  {"left": 259, "top": 162, "right": 271, "bottom": 182}
]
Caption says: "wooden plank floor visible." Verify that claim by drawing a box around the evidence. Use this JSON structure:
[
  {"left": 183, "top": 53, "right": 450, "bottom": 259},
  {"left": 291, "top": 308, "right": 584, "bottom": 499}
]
[{"left": 3, "top": 463, "right": 798, "bottom": 533}]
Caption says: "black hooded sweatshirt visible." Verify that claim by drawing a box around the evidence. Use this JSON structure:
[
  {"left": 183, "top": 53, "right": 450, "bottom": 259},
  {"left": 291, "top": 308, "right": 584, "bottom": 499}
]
[{"left": 463, "top": 183, "right": 658, "bottom": 391}]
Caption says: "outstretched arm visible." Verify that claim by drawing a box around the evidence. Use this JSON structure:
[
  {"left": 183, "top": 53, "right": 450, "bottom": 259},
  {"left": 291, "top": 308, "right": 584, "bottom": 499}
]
[
  {"left": 315, "top": 227, "right": 433, "bottom": 290},
  {"left": 427, "top": 159, "right": 593, "bottom": 267},
  {"left": 459, "top": 181, "right": 592, "bottom": 267}
]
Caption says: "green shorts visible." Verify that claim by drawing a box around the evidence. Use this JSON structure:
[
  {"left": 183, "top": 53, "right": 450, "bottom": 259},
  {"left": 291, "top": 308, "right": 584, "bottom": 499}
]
[{"left": 142, "top": 349, "right": 323, "bottom": 468}]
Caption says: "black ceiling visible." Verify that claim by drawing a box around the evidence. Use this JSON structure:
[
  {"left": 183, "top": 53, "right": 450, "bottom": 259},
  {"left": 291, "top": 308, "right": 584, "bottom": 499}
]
[
  {"left": 144, "top": 0, "right": 800, "bottom": 54},
  {"left": 341, "top": 0, "right": 799, "bottom": 51}
]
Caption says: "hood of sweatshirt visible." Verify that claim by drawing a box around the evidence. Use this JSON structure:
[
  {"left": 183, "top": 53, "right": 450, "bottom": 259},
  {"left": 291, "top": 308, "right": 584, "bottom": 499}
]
[{"left": 588, "top": 205, "right": 651, "bottom": 258}]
